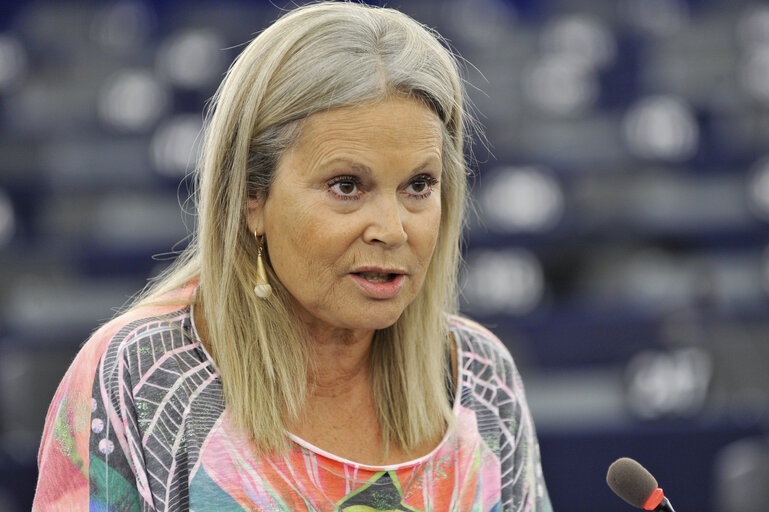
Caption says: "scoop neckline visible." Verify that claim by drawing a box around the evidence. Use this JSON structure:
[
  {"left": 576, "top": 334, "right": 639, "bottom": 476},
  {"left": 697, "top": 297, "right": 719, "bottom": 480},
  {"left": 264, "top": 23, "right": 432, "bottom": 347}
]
[
  {"left": 188, "top": 294, "right": 465, "bottom": 471},
  {"left": 286, "top": 349, "right": 463, "bottom": 471}
]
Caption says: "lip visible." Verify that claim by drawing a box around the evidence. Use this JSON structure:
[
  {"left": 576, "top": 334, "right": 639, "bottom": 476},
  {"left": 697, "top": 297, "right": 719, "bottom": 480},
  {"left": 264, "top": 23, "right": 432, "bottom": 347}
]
[{"left": 349, "top": 267, "right": 406, "bottom": 300}]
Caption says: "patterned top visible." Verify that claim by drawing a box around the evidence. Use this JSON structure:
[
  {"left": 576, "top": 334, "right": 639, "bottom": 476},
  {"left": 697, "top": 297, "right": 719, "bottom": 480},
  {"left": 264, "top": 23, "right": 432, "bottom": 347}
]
[{"left": 33, "top": 286, "right": 552, "bottom": 511}]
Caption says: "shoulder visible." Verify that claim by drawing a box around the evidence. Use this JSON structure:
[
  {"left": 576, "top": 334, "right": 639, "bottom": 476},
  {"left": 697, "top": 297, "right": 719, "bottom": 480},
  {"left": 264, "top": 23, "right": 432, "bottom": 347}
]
[
  {"left": 83, "top": 283, "right": 197, "bottom": 358},
  {"left": 60, "top": 286, "right": 203, "bottom": 402},
  {"left": 35, "top": 295, "right": 198, "bottom": 506},
  {"left": 92, "top": 304, "right": 200, "bottom": 389},
  {"left": 448, "top": 313, "right": 527, "bottom": 397},
  {"left": 448, "top": 314, "right": 515, "bottom": 369},
  {"left": 48, "top": 300, "right": 191, "bottom": 395}
]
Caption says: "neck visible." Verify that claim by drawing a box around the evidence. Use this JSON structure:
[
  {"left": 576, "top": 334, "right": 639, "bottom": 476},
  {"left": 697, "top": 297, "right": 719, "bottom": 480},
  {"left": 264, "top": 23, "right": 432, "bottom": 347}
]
[
  {"left": 195, "top": 295, "right": 377, "bottom": 396},
  {"left": 306, "top": 324, "right": 375, "bottom": 397}
]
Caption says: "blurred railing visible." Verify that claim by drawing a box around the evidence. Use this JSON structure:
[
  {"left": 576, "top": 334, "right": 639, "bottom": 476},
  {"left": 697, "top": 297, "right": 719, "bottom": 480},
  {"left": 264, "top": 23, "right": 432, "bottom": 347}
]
[{"left": 0, "top": 1, "right": 767, "bottom": 511}]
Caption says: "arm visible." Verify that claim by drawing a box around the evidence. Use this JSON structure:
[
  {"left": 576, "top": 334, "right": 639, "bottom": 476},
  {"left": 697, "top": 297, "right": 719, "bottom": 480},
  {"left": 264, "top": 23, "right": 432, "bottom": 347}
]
[
  {"left": 450, "top": 315, "right": 552, "bottom": 512},
  {"left": 495, "top": 351, "right": 553, "bottom": 512},
  {"left": 33, "top": 327, "right": 145, "bottom": 511}
]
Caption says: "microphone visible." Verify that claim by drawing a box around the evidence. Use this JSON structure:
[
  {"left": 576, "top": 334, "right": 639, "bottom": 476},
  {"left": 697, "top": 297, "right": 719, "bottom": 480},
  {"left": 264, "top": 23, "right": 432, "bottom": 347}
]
[{"left": 606, "top": 457, "right": 676, "bottom": 512}]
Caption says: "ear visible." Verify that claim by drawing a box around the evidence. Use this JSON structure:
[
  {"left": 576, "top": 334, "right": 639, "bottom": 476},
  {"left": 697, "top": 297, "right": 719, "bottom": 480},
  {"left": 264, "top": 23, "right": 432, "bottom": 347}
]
[{"left": 246, "top": 194, "right": 267, "bottom": 236}]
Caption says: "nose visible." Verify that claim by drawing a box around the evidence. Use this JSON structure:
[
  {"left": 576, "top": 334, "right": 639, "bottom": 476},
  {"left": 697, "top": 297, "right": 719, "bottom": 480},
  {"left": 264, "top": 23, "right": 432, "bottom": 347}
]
[{"left": 363, "top": 195, "right": 408, "bottom": 247}]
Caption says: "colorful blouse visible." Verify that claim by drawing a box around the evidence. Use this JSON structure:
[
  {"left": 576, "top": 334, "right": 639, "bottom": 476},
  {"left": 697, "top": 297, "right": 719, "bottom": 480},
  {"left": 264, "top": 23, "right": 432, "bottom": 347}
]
[{"left": 33, "top": 287, "right": 552, "bottom": 511}]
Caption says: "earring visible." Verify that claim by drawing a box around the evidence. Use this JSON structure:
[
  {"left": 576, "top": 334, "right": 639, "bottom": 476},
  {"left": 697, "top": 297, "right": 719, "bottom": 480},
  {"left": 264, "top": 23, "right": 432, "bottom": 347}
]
[{"left": 253, "top": 233, "right": 272, "bottom": 298}]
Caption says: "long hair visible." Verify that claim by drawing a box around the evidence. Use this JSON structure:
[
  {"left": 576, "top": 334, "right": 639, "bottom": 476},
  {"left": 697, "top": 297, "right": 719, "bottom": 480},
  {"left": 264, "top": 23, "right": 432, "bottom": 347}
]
[{"left": 131, "top": 1, "right": 471, "bottom": 454}]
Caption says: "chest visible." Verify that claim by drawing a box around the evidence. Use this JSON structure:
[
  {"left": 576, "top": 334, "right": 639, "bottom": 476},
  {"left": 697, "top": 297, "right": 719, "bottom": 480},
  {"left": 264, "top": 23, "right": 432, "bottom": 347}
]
[
  {"left": 186, "top": 408, "right": 502, "bottom": 512},
  {"left": 288, "top": 390, "right": 439, "bottom": 466},
  {"left": 128, "top": 354, "right": 506, "bottom": 511}
]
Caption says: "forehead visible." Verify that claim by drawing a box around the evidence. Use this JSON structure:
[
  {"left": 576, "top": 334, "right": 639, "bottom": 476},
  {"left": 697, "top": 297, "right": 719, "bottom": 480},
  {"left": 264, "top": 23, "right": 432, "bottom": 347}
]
[{"left": 292, "top": 97, "right": 444, "bottom": 161}]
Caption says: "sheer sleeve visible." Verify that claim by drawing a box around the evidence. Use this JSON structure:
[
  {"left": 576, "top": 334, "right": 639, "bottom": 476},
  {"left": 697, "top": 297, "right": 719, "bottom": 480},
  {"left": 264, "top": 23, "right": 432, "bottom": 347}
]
[
  {"left": 33, "top": 323, "right": 146, "bottom": 511},
  {"left": 495, "top": 343, "right": 553, "bottom": 512},
  {"left": 451, "top": 315, "right": 553, "bottom": 512}
]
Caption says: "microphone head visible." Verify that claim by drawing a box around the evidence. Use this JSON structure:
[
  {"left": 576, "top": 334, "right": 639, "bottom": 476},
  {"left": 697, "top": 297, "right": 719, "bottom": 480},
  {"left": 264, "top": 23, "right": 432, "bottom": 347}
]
[{"left": 606, "top": 457, "right": 659, "bottom": 509}]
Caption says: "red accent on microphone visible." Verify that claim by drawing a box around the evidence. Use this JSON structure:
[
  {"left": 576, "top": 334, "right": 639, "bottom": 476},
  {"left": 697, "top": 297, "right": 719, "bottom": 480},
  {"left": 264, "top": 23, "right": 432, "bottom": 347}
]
[{"left": 643, "top": 488, "right": 665, "bottom": 510}]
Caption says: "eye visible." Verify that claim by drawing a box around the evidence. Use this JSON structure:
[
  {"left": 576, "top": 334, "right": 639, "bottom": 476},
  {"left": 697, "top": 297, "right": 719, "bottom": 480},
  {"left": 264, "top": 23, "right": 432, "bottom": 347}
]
[
  {"left": 335, "top": 181, "right": 357, "bottom": 194},
  {"left": 327, "top": 175, "right": 362, "bottom": 200},
  {"left": 409, "top": 180, "right": 428, "bottom": 193},
  {"left": 405, "top": 174, "right": 439, "bottom": 198}
]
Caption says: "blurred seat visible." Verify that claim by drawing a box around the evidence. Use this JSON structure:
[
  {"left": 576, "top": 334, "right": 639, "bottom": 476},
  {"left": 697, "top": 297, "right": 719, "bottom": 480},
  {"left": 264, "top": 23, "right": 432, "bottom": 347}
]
[{"left": 714, "top": 437, "right": 769, "bottom": 512}]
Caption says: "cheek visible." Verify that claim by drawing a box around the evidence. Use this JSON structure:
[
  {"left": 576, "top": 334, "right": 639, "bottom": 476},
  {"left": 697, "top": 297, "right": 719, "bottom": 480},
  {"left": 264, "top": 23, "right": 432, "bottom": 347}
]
[
  {"left": 412, "top": 205, "right": 442, "bottom": 261},
  {"left": 265, "top": 201, "right": 348, "bottom": 288}
]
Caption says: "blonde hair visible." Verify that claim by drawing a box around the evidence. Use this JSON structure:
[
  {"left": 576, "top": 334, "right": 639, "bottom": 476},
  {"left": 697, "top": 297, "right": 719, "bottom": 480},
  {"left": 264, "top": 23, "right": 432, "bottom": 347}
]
[{"left": 132, "top": 1, "right": 470, "bottom": 454}]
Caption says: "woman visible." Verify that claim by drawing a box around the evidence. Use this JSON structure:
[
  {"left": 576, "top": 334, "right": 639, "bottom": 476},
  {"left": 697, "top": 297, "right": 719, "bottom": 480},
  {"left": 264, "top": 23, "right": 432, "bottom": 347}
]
[{"left": 33, "top": 2, "right": 552, "bottom": 511}]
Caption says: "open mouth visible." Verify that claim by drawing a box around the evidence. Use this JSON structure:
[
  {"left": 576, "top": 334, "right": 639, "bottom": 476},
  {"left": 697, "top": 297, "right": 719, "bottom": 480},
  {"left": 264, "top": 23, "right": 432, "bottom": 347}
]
[{"left": 353, "top": 271, "right": 399, "bottom": 283}]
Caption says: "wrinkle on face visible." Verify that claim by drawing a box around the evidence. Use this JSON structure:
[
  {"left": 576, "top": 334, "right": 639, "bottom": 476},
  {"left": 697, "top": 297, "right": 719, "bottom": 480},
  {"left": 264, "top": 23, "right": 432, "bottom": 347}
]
[{"left": 247, "top": 97, "right": 444, "bottom": 349}]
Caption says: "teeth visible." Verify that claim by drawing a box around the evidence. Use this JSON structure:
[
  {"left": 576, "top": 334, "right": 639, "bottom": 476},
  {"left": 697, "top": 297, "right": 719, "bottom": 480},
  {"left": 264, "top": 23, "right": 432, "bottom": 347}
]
[{"left": 359, "top": 272, "right": 392, "bottom": 283}]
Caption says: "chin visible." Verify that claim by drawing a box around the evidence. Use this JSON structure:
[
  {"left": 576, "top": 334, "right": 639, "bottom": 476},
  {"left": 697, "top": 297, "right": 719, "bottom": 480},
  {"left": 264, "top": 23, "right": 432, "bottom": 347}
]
[
  {"left": 344, "top": 306, "right": 405, "bottom": 331},
  {"left": 352, "top": 315, "right": 402, "bottom": 332}
]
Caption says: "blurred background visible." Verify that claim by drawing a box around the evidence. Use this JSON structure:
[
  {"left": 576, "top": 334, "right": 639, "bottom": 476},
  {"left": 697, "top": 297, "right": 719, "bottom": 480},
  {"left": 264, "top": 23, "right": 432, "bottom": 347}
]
[{"left": 0, "top": 0, "right": 767, "bottom": 510}]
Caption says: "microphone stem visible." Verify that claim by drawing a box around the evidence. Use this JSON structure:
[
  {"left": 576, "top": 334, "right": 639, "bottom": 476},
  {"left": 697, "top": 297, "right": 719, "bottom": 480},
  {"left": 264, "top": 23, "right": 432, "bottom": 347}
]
[{"left": 655, "top": 497, "right": 675, "bottom": 512}]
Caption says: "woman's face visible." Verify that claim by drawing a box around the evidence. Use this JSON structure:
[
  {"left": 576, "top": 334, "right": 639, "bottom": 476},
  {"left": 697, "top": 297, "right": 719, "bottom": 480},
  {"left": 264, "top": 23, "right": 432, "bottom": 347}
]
[{"left": 248, "top": 97, "right": 443, "bottom": 336}]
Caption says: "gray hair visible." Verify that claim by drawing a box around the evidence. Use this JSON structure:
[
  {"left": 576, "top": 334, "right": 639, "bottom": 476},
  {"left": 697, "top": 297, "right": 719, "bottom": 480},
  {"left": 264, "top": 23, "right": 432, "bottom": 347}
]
[{"left": 139, "top": 1, "right": 472, "bottom": 454}]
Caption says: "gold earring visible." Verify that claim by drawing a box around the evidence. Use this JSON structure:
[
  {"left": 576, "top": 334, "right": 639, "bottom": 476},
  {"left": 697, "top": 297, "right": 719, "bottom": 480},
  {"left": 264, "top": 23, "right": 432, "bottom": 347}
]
[{"left": 254, "top": 233, "right": 272, "bottom": 298}]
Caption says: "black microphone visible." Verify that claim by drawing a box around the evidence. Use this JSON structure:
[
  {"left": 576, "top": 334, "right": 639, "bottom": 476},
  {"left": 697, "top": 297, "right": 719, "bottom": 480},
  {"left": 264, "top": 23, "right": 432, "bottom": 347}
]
[{"left": 606, "top": 457, "right": 676, "bottom": 512}]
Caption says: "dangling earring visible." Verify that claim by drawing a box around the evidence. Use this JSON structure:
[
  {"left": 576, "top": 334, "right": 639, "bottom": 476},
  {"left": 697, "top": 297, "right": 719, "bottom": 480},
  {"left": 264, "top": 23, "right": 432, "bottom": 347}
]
[{"left": 254, "top": 233, "right": 272, "bottom": 298}]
